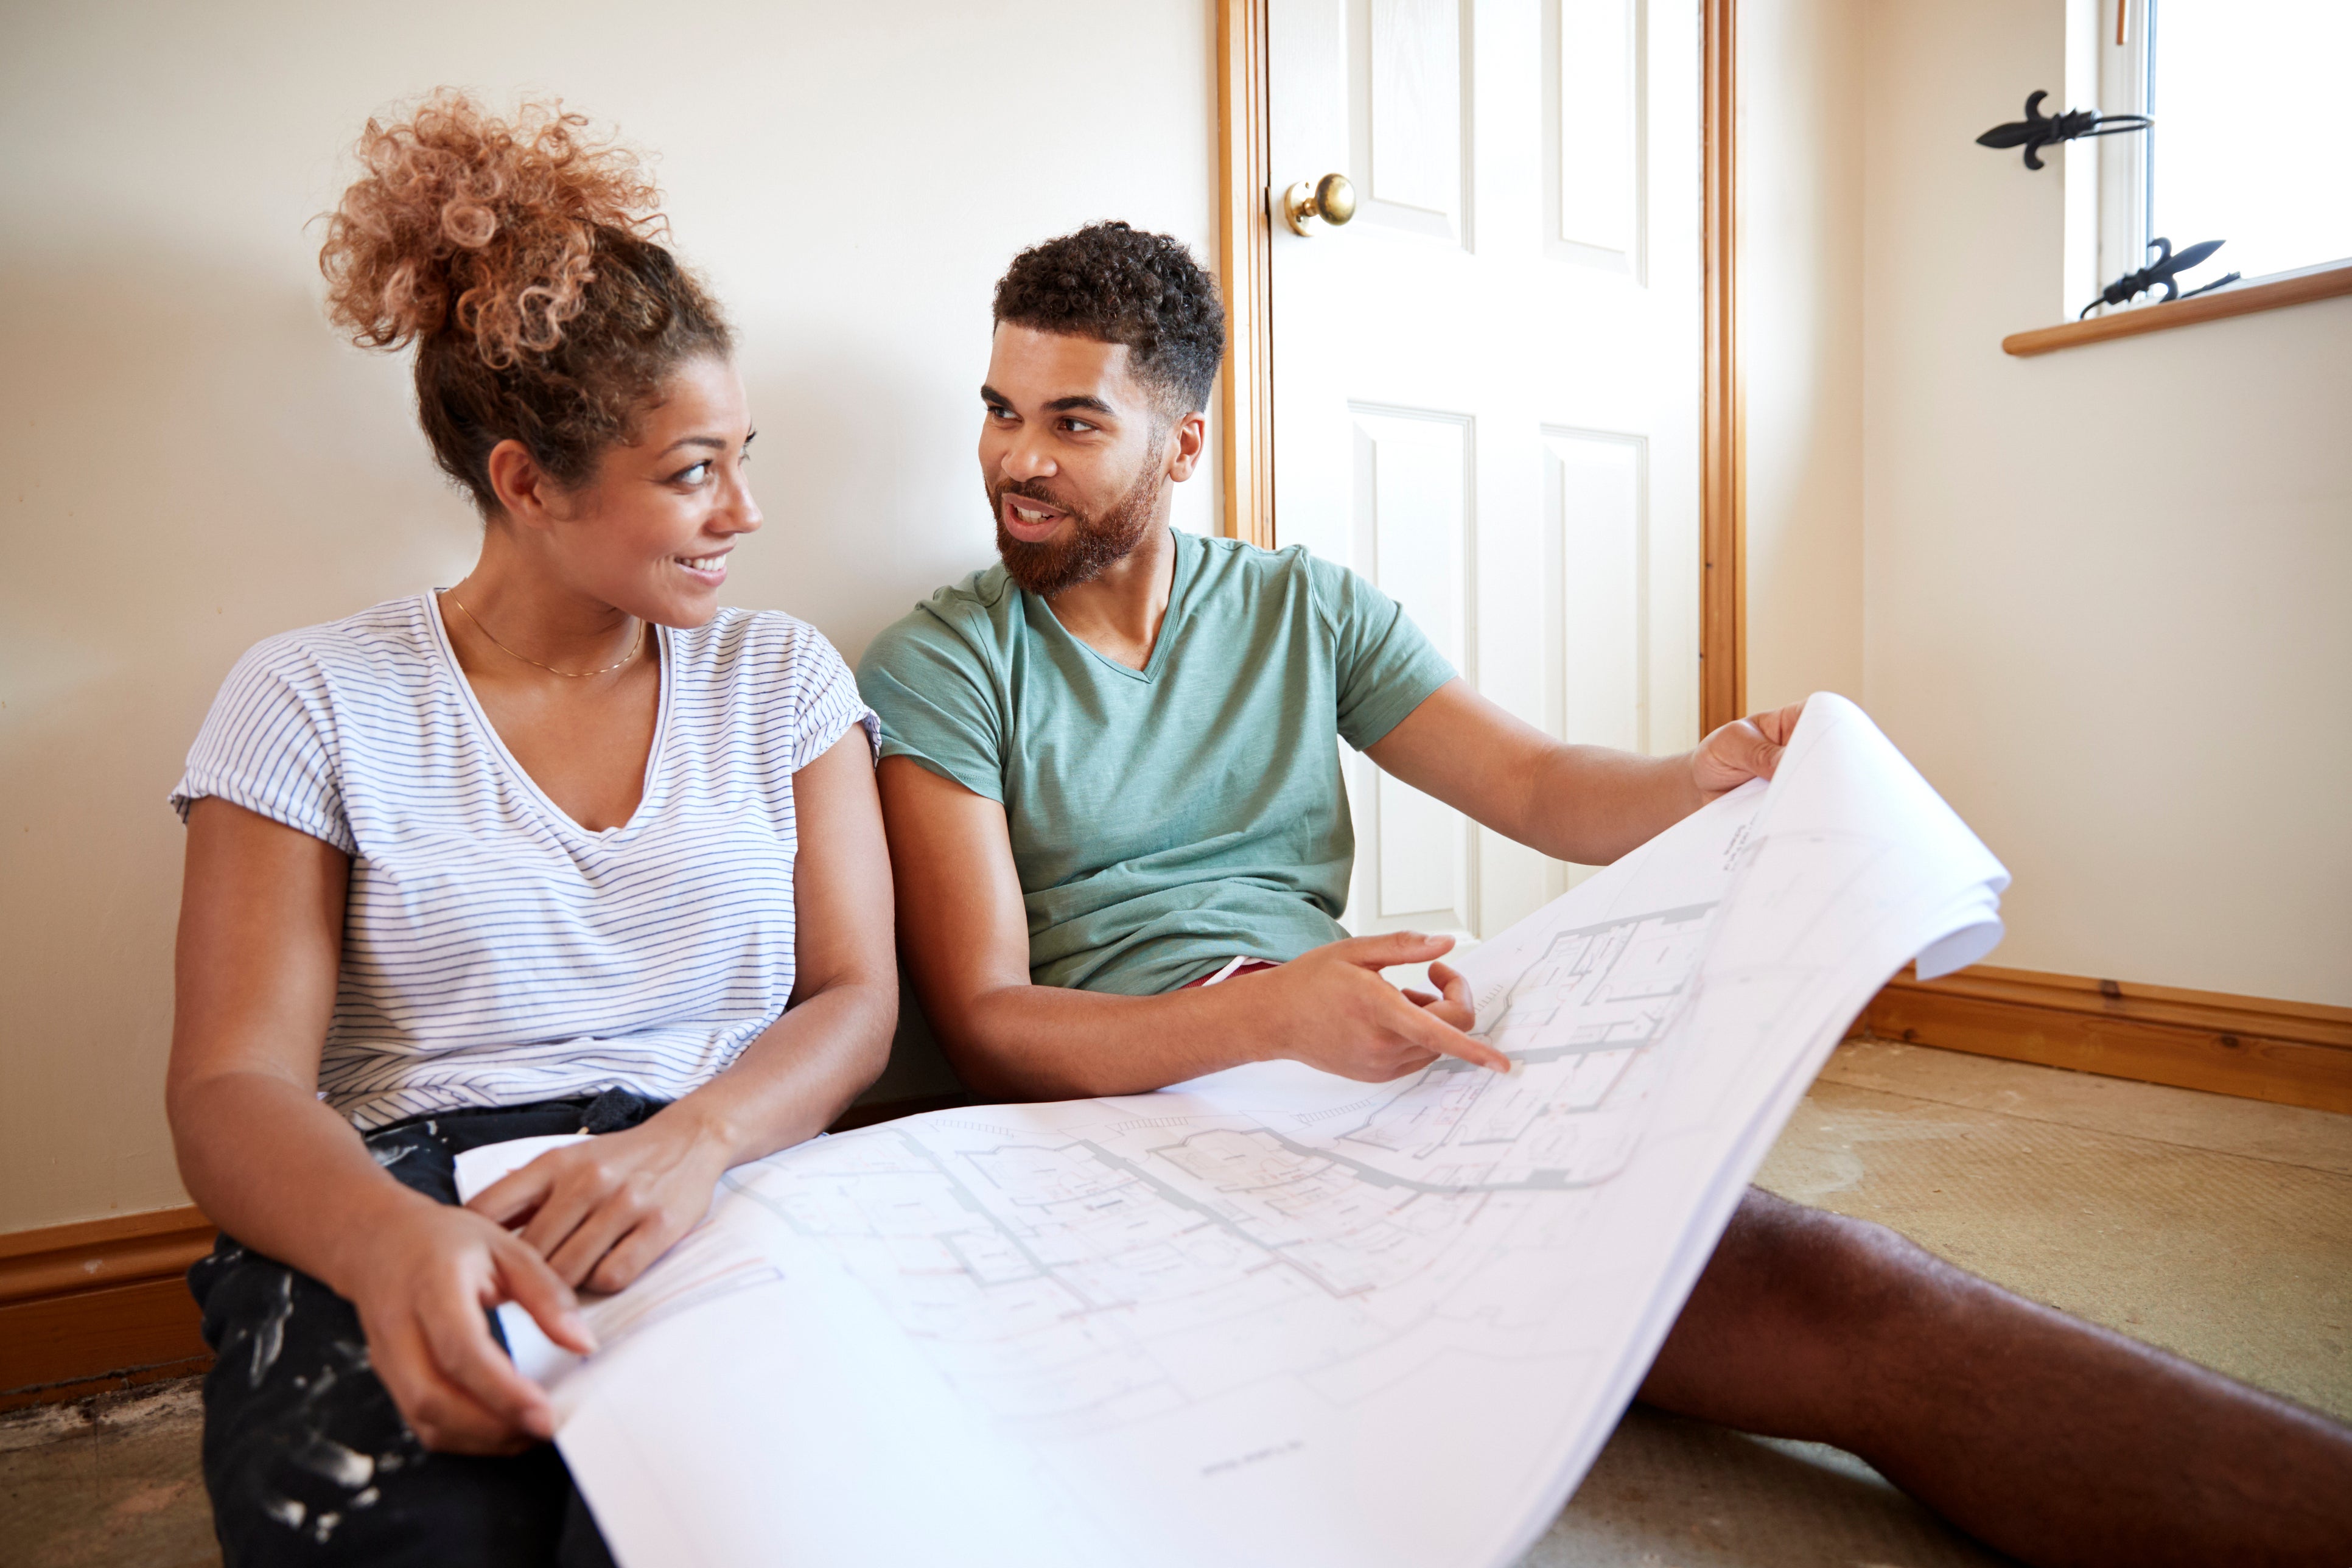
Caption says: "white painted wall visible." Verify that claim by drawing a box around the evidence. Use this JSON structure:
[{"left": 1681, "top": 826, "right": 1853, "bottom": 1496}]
[
  {"left": 1745, "top": 0, "right": 2351, "bottom": 1007},
  {"left": 1740, "top": 0, "right": 1867, "bottom": 715},
  {"left": 1860, "top": 0, "right": 2351, "bottom": 1007},
  {"left": 0, "top": 0, "right": 1216, "bottom": 1233}
]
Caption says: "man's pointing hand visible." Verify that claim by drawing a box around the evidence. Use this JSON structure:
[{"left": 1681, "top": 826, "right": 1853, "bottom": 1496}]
[{"left": 1241, "top": 932, "right": 1511, "bottom": 1083}]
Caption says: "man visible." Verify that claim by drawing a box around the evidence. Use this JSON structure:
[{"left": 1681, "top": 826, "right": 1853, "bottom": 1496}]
[{"left": 858, "top": 222, "right": 2350, "bottom": 1566}]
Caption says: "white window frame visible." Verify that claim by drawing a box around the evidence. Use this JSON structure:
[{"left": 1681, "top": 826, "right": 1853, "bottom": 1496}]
[
  {"left": 2096, "top": 1, "right": 2153, "bottom": 296},
  {"left": 2025, "top": 0, "right": 2352, "bottom": 352},
  {"left": 2063, "top": 0, "right": 2153, "bottom": 320}
]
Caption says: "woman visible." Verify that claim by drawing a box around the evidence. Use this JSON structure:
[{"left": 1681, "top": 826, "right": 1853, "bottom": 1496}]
[{"left": 166, "top": 94, "right": 894, "bottom": 1566}]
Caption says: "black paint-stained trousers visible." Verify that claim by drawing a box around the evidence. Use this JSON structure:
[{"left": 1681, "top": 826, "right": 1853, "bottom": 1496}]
[{"left": 190, "top": 1090, "right": 663, "bottom": 1568}]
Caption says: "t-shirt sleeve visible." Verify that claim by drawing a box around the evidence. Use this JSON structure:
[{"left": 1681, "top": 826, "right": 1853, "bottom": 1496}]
[
  {"left": 783, "top": 626, "right": 882, "bottom": 770},
  {"left": 169, "top": 639, "right": 357, "bottom": 854},
  {"left": 856, "top": 612, "right": 1007, "bottom": 803},
  {"left": 1311, "top": 555, "right": 1460, "bottom": 751}
]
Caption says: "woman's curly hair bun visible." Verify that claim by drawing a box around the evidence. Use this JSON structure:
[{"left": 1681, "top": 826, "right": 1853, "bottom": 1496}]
[
  {"left": 321, "top": 91, "right": 661, "bottom": 367},
  {"left": 316, "top": 92, "right": 730, "bottom": 513}
]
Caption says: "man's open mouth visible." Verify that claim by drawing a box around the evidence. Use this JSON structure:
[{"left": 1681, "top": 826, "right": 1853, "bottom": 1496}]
[{"left": 999, "top": 492, "right": 1070, "bottom": 541}]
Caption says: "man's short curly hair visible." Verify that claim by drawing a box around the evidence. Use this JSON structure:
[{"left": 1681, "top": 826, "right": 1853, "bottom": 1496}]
[{"left": 992, "top": 222, "right": 1227, "bottom": 416}]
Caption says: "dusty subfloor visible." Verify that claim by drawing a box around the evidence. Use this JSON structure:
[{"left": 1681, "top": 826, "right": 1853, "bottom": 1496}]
[
  {"left": 5, "top": 1040, "right": 2347, "bottom": 1567},
  {"left": 1524, "top": 1040, "right": 2352, "bottom": 1566}
]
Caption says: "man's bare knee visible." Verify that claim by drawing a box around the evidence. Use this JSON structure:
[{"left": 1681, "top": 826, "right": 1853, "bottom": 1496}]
[
  {"left": 1640, "top": 1188, "right": 1958, "bottom": 1440},
  {"left": 1706, "top": 1186, "right": 1959, "bottom": 1342}
]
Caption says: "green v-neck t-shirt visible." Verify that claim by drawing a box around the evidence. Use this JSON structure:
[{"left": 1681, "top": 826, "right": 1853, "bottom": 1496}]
[{"left": 856, "top": 530, "right": 1456, "bottom": 996}]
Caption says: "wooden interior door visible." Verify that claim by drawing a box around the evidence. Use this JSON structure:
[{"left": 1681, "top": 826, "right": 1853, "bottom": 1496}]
[{"left": 1264, "top": 0, "right": 1703, "bottom": 950}]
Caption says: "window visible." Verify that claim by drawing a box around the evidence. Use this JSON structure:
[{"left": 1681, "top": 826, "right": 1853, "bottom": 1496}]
[
  {"left": 2093, "top": 0, "right": 2352, "bottom": 308},
  {"left": 2148, "top": 1, "right": 2352, "bottom": 284}
]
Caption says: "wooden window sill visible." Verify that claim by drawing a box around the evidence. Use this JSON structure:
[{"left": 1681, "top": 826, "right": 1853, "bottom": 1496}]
[{"left": 2003, "top": 259, "right": 2352, "bottom": 357}]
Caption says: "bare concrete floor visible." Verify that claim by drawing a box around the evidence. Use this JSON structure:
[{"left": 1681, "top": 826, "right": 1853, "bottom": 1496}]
[{"left": 6, "top": 1041, "right": 2347, "bottom": 1567}]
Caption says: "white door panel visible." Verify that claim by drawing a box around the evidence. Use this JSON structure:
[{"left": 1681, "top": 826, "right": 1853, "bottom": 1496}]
[
  {"left": 1272, "top": 0, "right": 1699, "bottom": 948},
  {"left": 1353, "top": 0, "right": 1472, "bottom": 243},
  {"left": 1349, "top": 407, "right": 1477, "bottom": 939},
  {"left": 1545, "top": 426, "right": 1646, "bottom": 760},
  {"left": 1547, "top": 0, "right": 1645, "bottom": 273}
]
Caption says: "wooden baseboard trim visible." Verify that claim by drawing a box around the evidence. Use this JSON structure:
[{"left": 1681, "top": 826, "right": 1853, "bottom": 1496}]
[
  {"left": 1, "top": 1205, "right": 216, "bottom": 1410},
  {"left": 1858, "top": 964, "right": 2352, "bottom": 1114}
]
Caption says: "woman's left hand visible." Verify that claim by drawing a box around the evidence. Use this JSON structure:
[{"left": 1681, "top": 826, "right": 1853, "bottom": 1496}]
[{"left": 464, "top": 1113, "right": 732, "bottom": 1293}]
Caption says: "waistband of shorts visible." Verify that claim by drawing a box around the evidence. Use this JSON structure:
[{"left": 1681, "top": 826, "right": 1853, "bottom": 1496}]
[{"left": 361, "top": 1085, "right": 669, "bottom": 1150}]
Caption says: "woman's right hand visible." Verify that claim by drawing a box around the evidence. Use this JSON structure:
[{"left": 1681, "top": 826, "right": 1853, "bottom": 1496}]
[{"left": 337, "top": 1197, "right": 598, "bottom": 1454}]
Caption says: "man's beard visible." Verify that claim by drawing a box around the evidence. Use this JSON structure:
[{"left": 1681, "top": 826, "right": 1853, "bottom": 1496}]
[{"left": 990, "top": 460, "right": 1163, "bottom": 598}]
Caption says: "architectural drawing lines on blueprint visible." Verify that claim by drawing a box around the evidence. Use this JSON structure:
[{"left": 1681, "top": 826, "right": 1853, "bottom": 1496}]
[{"left": 467, "top": 695, "right": 2016, "bottom": 1568}]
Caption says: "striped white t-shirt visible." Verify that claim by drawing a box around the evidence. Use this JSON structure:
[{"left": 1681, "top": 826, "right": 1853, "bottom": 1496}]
[{"left": 171, "top": 593, "right": 878, "bottom": 1130}]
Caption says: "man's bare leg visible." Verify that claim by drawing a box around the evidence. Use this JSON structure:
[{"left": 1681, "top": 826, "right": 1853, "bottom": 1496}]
[{"left": 1638, "top": 1188, "right": 2352, "bottom": 1568}]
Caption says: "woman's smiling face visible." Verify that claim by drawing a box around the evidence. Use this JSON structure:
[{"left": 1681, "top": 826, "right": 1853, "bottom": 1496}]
[{"left": 531, "top": 353, "right": 762, "bottom": 628}]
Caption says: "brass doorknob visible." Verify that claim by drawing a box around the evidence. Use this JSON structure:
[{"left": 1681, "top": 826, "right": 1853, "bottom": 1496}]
[{"left": 1281, "top": 173, "right": 1358, "bottom": 236}]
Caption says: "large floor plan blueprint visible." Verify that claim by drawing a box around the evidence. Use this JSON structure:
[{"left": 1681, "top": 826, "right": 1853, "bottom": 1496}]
[{"left": 458, "top": 694, "right": 2009, "bottom": 1568}]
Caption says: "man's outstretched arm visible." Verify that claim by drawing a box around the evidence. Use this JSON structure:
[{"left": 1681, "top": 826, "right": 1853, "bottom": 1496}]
[
  {"left": 877, "top": 757, "right": 1507, "bottom": 1102},
  {"left": 1366, "top": 679, "right": 1804, "bottom": 866}
]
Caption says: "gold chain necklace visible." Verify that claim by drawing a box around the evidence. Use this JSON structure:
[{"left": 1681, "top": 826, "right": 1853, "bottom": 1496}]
[{"left": 446, "top": 593, "right": 648, "bottom": 679}]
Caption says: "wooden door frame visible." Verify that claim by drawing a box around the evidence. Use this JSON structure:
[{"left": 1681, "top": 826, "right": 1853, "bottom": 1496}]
[
  {"left": 1217, "top": 0, "right": 1279, "bottom": 551},
  {"left": 1214, "top": 0, "right": 1745, "bottom": 730},
  {"left": 1697, "top": 0, "right": 1742, "bottom": 733}
]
